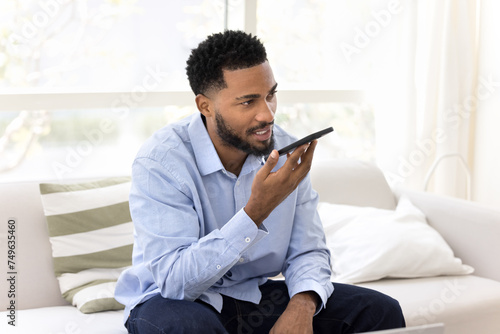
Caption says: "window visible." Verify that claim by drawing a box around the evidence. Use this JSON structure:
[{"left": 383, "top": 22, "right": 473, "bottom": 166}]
[{"left": 1, "top": 0, "right": 391, "bottom": 182}]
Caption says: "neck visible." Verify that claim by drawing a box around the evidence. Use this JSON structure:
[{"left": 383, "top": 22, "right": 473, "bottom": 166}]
[
  {"left": 224, "top": 158, "right": 245, "bottom": 176},
  {"left": 203, "top": 114, "right": 247, "bottom": 176},
  {"left": 215, "top": 144, "right": 247, "bottom": 176}
]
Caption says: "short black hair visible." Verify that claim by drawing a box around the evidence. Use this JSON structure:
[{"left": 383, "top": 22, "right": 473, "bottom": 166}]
[{"left": 186, "top": 30, "right": 267, "bottom": 96}]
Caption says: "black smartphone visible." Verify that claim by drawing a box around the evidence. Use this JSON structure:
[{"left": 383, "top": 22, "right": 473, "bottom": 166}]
[{"left": 277, "top": 127, "right": 334, "bottom": 156}]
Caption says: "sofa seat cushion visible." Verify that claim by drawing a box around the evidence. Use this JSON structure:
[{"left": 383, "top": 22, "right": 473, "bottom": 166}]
[
  {"left": 358, "top": 275, "right": 500, "bottom": 334},
  {"left": 0, "top": 306, "right": 126, "bottom": 334}
]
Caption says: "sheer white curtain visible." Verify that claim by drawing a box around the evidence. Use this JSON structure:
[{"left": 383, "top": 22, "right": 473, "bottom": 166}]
[{"left": 373, "top": 0, "right": 480, "bottom": 200}]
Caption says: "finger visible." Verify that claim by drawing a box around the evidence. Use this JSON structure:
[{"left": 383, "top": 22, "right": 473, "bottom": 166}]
[
  {"left": 282, "top": 143, "right": 310, "bottom": 172},
  {"left": 301, "top": 139, "right": 317, "bottom": 162},
  {"left": 297, "top": 140, "right": 317, "bottom": 170},
  {"left": 257, "top": 149, "right": 279, "bottom": 180},
  {"left": 289, "top": 140, "right": 317, "bottom": 181}
]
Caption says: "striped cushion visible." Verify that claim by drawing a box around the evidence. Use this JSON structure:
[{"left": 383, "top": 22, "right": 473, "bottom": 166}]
[{"left": 39, "top": 177, "right": 133, "bottom": 314}]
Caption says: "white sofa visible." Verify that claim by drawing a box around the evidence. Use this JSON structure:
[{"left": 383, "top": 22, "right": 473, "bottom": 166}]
[{"left": 1, "top": 159, "right": 500, "bottom": 334}]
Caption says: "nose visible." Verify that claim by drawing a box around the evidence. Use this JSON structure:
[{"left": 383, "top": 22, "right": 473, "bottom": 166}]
[{"left": 255, "top": 100, "right": 276, "bottom": 123}]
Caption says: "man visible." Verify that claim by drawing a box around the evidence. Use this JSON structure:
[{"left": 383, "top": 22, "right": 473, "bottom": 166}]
[{"left": 115, "top": 30, "right": 405, "bottom": 333}]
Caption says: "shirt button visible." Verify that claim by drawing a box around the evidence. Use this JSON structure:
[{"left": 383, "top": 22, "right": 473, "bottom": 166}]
[
  {"left": 236, "top": 180, "right": 240, "bottom": 186},
  {"left": 239, "top": 257, "right": 244, "bottom": 263},
  {"left": 245, "top": 237, "right": 251, "bottom": 243},
  {"left": 216, "top": 265, "right": 221, "bottom": 270}
]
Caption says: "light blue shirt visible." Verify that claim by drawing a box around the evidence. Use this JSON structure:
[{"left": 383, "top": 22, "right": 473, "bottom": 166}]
[{"left": 115, "top": 113, "right": 333, "bottom": 323}]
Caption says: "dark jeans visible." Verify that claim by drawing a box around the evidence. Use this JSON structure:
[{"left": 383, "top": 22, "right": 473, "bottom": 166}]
[{"left": 125, "top": 280, "right": 405, "bottom": 334}]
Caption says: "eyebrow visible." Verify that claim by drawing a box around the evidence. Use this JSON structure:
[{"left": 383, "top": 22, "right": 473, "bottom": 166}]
[{"left": 235, "top": 83, "right": 278, "bottom": 101}]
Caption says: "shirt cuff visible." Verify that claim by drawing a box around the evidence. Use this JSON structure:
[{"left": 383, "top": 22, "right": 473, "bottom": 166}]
[
  {"left": 220, "top": 208, "right": 268, "bottom": 253},
  {"left": 288, "top": 279, "right": 334, "bottom": 315}
]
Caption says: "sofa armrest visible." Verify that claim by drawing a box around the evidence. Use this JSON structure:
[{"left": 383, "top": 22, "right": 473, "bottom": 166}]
[
  {"left": 0, "top": 182, "right": 68, "bottom": 311},
  {"left": 395, "top": 188, "right": 500, "bottom": 282}
]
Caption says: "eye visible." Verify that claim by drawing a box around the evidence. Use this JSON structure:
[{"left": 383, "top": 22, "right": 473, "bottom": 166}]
[
  {"left": 267, "top": 90, "right": 278, "bottom": 100},
  {"left": 241, "top": 99, "right": 254, "bottom": 106}
]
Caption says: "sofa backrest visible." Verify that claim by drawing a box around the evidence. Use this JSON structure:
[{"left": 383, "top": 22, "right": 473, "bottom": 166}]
[{"left": 310, "top": 159, "right": 396, "bottom": 210}]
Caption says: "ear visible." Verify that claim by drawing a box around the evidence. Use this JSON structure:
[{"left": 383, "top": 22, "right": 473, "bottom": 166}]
[{"left": 195, "top": 94, "right": 213, "bottom": 119}]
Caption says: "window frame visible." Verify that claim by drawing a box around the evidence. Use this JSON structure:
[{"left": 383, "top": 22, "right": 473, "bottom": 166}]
[
  {"left": 0, "top": 0, "right": 364, "bottom": 111},
  {"left": 0, "top": 90, "right": 364, "bottom": 112}
]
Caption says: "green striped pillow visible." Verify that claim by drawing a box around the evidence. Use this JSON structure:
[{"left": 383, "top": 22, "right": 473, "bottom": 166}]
[{"left": 39, "top": 177, "right": 133, "bottom": 314}]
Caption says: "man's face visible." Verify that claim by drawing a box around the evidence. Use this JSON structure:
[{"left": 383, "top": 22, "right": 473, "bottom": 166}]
[
  {"left": 204, "top": 61, "right": 278, "bottom": 157},
  {"left": 214, "top": 109, "right": 276, "bottom": 156}
]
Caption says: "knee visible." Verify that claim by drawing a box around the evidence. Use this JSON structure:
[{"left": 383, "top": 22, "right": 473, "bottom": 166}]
[
  {"left": 366, "top": 291, "right": 406, "bottom": 329},
  {"left": 129, "top": 297, "right": 227, "bottom": 334}
]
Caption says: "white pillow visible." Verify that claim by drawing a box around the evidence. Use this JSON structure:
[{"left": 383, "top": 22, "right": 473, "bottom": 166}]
[{"left": 318, "top": 196, "right": 474, "bottom": 284}]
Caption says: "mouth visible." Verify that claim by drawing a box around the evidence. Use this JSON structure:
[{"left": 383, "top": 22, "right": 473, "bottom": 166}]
[{"left": 252, "top": 125, "right": 273, "bottom": 142}]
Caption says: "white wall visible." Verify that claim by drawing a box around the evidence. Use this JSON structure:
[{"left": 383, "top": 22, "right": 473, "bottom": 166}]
[{"left": 472, "top": 0, "right": 500, "bottom": 209}]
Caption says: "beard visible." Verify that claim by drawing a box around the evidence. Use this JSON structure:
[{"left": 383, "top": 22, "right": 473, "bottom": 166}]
[{"left": 214, "top": 111, "right": 275, "bottom": 157}]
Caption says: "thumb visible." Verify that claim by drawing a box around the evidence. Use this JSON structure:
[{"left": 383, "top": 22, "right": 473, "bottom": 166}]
[{"left": 259, "top": 149, "right": 279, "bottom": 176}]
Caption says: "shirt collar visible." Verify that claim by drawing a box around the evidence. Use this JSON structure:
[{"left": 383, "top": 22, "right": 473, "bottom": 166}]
[
  {"left": 188, "top": 113, "right": 224, "bottom": 176},
  {"left": 188, "top": 113, "right": 266, "bottom": 177}
]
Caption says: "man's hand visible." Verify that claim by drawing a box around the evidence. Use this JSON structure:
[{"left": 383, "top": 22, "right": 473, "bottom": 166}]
[
  {"left": 269, "top": 291, "right": 319, "bottom": 334},
  {"left": 244, "top": 140, "right": 317, "bottom": 226}
]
